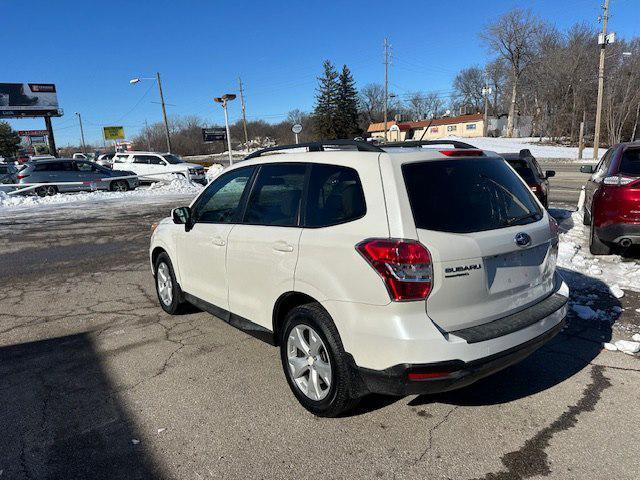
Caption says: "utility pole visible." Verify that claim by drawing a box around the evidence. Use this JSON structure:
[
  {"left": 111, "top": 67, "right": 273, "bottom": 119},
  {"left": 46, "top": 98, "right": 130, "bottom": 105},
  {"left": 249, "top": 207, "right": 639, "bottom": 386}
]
[
  {"left": 578, "top": 111, "right": 586, "bottom": 160},
  {"left": 214, "top": 94, "right": 237, "bottom": 166},
  {"left": 44, "top": 116, "right": 57, "bottom": 157},
  {"left": 144, "top": 119, "right": 151, "bottom": 150},
  {"left": 383, "top": 37, "right": 390, "bottom": 142},
  {"left": 238, "top": 77, "right": 249, "bottom": 151},
  {"left": 75, "top": 112, "right": 86, "bottom": 154},
  {"left": 593, "top": 0, "right": 610, "bottom": 160},
  {"left": 156, "top": 72, "right": 172, "bottom": 153},
  {"left": 482, "top": 85, "right": 492, "bottom": 137}
]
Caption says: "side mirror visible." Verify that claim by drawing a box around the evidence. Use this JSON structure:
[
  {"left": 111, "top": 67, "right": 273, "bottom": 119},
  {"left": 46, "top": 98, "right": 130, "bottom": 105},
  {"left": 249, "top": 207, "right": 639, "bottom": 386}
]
[
  {"left": 545, "top": 170, "right": 556, "bottom": 178},
  {"left": 580, "top": 165, "right": 595, "bottom": 174},
  {"left": 172, "top": 206, "right": 192, "bottom": 230}
]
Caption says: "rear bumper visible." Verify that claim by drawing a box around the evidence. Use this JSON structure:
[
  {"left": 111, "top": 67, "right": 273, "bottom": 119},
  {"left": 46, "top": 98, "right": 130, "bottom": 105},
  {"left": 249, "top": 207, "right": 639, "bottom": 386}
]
[
  {"left": 596, "top": 223, "right": 640, "bottom": 244},
  {"left": 356, "top": 318, "right": 565, "bottom": 396}
]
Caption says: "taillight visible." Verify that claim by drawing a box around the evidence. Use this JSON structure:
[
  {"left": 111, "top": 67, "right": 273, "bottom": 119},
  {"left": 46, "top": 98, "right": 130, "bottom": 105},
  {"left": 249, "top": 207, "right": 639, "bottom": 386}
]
[
  {"left": 439, "top": 149, "right": 484, "bottom": 157},
  {"left": 603, "top": 176, "right": 640, "bottom": 187},
  {"left": 356, "top": 238, "right": 433, "bottom": 301},
  {"left": 17, "top": 173, "right": 28, "bottom": 180}
]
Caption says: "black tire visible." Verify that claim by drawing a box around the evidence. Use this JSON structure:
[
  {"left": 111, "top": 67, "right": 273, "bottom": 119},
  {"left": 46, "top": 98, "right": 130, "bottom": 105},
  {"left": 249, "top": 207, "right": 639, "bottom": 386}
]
[
  {"left": 110, "top": 179, "right": 129, "bottom": 192},
  {"left": 154, "top": 252, "right": 187, "bottom": 314},
  {"left": 589, "top": 221, "right": 611, "bottom": 255},
  {"left": 36, "top": 185, "right": 58, "bottom": 197},
  {"left": 279, "top": 303, "right": 361, "bottom": 417},
  {"left": 583, "top": 207, "right": 591, "bottom": 226}
]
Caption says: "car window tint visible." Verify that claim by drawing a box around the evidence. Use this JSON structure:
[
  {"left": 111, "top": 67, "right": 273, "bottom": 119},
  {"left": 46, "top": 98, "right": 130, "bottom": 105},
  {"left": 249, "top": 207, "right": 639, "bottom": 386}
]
[
  {"left": 403, "top": 158, "right": 542, "bottom": 234},
  {"left": 244, "top": 164, "right": 306, "bottom": 227},
  {"left": 619, "top": 148, "right": 640, "bottom": 176},
  {"left": 148, "top": 156, "right": 165, "bottom": 165},
  {"left": 305, "top": 164, "right": 366, "bottom": 227},
  {"left": 507, "top": 159, "right": 536, "bottom": 183},
  {"left": 132, "top": 156, "right": 150, "bottom": 164},
  {"left": 194, "top": 166, "right": 255, "bottom": 224}
]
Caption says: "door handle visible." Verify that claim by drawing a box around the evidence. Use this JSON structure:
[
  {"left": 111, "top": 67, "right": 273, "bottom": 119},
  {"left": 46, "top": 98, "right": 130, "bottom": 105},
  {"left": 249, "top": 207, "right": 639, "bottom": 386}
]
[
  {"left": 272, "top": 241, "right": 294, "bottom": 253},
  {"left": 211, "top": 236, "right": 226, "bottom": 247}
]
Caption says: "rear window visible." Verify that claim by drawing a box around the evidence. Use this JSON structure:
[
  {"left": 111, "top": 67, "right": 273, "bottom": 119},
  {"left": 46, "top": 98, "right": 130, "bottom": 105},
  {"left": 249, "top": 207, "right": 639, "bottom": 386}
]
[
  {"left": 402, "top": 158, "right": 542, "bottom": 234},
  {"left": 34, "top": 161, "right": 74, "bottom": 172},
  {"left": 619, "top": 148, "right": 640, "bottom": 176},
  {"left": 506, "top": 159, "right": 536, "bottom": 183}
]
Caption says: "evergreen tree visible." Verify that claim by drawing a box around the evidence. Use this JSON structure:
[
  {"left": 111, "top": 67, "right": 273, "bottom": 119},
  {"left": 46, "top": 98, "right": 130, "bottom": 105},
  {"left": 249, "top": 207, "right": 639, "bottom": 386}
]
[
  {"left": 313, "top": 60, "right": 339, "bottom": 139},
  {"left": 335, "top": 65, "right": 361, "bottom": 139},
  {"left": 0, "top": 121, "right": 20, "bottom": 158}
]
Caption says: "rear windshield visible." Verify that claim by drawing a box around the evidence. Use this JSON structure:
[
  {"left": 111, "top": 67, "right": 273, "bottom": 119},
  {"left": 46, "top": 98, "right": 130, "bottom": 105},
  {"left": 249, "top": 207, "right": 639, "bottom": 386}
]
[
  {"left": 506, "top": 159, "right": 536, "bottom": 183},
  {"left": 163, "top": 154, "right": 184, "bottom": 164},
  {"left": 402, "top": 158, "right": 542, "bottom": 233},
  {"left": 619, "top": 148, "right": 640, "bottom": 176}
]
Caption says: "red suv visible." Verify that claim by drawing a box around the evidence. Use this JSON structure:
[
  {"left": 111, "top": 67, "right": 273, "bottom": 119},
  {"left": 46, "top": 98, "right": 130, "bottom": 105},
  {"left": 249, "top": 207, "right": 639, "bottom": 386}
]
[{"left": 581, "top": 142, "right": 640, "bottom": 254}]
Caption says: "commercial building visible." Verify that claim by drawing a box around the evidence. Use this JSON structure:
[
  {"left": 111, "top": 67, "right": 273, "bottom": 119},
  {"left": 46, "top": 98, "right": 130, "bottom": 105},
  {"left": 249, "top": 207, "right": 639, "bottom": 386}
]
[{"left": 367, "top": 113, "right": 485, "bottom": 141}]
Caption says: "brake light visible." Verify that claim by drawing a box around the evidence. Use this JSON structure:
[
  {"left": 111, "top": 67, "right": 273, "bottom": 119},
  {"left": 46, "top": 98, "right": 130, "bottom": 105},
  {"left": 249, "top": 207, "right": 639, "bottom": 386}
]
[
  {"left": 603, "top": 176, "right": 640, "bottom": 187},
  {"left": 356, "top": 238, "right": 433, "bottom": 301},
  {"left": 439, "top": 149, "right": 484, "bottom": 157},
  {"left": 17, "top": 173, "right": 28, "bottom": 180}
]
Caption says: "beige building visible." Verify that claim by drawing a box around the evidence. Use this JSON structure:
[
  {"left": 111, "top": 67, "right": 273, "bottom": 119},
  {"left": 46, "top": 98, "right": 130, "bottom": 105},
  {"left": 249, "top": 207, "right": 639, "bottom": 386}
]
[{"left": 367, "top": 113, "right": 486, "bottom": 141}]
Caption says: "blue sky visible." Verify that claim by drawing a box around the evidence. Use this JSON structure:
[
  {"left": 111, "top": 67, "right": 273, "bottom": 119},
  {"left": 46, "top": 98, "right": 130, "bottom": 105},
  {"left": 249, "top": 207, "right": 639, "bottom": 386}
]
[{"left": 3, "top": 0, "right": 639, "bottom": 146}]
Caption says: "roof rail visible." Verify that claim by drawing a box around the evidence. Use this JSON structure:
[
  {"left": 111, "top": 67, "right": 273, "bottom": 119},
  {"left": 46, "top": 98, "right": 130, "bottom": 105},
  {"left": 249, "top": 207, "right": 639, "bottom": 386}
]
[
  {"left": 244, "top": 140, "right": 384, "bottom": 159},
  {"left": 381, "top": 140, "right": 477, "bottom": 149}
]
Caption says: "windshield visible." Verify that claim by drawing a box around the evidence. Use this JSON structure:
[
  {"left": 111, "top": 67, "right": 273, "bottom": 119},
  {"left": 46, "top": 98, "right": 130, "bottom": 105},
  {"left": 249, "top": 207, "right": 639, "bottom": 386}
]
[
  {"left": 402, "top": 158, "right": 542, "bottom": 234},
  {"left": 163, "top": 154, "right": 184, "bottom": 164},
  {"left": 506, "top": 159, "right": 537, "bottom": 183}
]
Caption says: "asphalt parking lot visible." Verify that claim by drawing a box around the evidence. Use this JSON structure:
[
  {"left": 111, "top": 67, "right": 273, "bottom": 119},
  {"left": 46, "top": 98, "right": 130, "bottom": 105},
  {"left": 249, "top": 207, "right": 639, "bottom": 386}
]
[{"left": 1, "top": 164, "right": 639, "bottom": 480}]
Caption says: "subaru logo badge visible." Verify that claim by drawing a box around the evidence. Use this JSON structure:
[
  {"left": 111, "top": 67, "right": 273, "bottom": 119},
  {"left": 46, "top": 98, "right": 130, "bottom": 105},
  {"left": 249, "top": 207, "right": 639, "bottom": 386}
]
[{"left": 514, "top": 232, "right": 531, "bottom": 247}]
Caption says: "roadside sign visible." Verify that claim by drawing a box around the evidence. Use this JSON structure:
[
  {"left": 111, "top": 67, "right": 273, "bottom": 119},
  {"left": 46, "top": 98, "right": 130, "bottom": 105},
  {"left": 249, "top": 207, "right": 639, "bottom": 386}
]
[
  {"left": 202, "top": 127, "right": 226, "bottom": 142},
  {"left": 103, "top": 126, "right": 125, "bottom": 140},
  {"left": 291, "top": 124, "right": 303, "bottom": 134}
]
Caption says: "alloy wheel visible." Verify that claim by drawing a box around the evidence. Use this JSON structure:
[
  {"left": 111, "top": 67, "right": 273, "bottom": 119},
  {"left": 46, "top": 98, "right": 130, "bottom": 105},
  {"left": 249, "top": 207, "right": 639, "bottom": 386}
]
[
  {"left": 156, "top": 262, "right": 173, "bottom": 306},
  {"left": 286, "top": 325, "right": 332, "bottom": 401}
]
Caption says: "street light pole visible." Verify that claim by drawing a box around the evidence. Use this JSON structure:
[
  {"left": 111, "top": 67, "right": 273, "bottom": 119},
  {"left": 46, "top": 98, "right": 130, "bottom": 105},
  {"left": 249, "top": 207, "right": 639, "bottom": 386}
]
[
  {"left": 214, "top": 94, "right": 237, "bottom": 166},
  {"left": 130, "top": 73, "right": 172, "bottom": 153},
  {"left": 156, "top": 72, "right": 172, "bottom": 153},
  {"left": 593, "top": 0, "right": 611, "bottom": 160},
  {"left": 75, "top": 112, "right": 86, "bottom": 154}
]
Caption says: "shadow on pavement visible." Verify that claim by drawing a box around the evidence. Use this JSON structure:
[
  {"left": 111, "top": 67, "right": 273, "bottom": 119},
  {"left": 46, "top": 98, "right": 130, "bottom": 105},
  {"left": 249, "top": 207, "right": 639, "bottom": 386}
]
[{"left": 0, "top": 333, "right": 165, "bottom": 480}]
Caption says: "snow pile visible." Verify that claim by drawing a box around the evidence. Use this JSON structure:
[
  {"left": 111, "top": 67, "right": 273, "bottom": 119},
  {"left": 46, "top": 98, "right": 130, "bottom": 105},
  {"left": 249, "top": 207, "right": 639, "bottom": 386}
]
[
  {"left": 444, "top": 136, "right": 602, "bottom": 160},
  {"left": 603, "top": 338, "right": 640, "bottom": 355},
  {"left": 0, "top": 179, "right": 203, "bottom": 211},
  {"left": 556, "top": 209, "right": 640, "bottom": 292},
  {"left": 206, "top": 163, "right": 225, "bottom": 182}
]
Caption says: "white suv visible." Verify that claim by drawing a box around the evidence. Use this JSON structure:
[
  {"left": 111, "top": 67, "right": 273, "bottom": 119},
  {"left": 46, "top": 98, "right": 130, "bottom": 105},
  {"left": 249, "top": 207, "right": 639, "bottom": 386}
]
[
  {"left": 113, "top": 151, "right": 206, "bottom": 184},
  {"left": 149, "top": 141, "right": 568, "bottom": 416}
]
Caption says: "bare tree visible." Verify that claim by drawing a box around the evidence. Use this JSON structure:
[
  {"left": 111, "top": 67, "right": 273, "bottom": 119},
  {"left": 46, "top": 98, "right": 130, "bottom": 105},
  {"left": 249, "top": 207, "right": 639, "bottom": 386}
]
[
  {"left": 452, "top": 67, "right": 485, "bottom": 112},
  {"left": 359, "top": 83, "right": 386, "bottom": 124},
  {"left": 406, "top": 92, "right": 429, "bottom": 120},
  {"left": 481, "top": 8, "right": 545, "bottom": 137}
]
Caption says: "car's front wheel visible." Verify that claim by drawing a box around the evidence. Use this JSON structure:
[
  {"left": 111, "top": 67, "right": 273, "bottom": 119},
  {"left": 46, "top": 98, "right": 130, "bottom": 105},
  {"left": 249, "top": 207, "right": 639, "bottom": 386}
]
[
  {"left": 280, "top": 303, "right": 360, "bottom": 417},
  {"left": 110, "top": 180, "right": 129, "bottom": 192},
  {"left": 154, "top": 253, "right": 187, "bottom": 314}
]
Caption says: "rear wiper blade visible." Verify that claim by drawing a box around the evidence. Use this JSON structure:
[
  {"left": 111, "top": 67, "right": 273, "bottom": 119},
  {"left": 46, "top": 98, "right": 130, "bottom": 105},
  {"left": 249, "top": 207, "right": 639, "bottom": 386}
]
[{"left": 504, "top": 212, "right": 539, "bottom": 226}]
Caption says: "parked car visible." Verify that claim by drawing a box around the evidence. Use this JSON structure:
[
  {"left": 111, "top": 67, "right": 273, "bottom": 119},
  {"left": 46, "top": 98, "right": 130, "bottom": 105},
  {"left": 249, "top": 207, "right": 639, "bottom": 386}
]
[
  {"left": 112, "top": 151, "right": 206, "bottom": 185},
  {"left": 500, "top": 149, "right": 554, "bottom": 208},
  {"left": 96, "top": 152, "right": 116, "bottom": 168},
  {"left": 149, "top": 140, "right": 568, "bottom": 416},
  {"left": 16, "top": 154, "right": 31, "bottom": 164},
  {"left": 16, "top": 158, "right": 138, "bottom": 196},
  {"left": 580, "top": 141, "right": 640, "bottom": 254},
  {"left": 0, "top": 163, "right": 18, "bottom": 184}
]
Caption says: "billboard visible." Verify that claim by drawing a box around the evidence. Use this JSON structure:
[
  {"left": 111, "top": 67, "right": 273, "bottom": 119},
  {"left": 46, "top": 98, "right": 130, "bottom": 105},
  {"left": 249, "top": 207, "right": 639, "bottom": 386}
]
[
  {"left": 202, "top": 127, "right": 226, "bottom": 142},
  {"left": 0, "top": 83, "right": 61, "bottom": 117},
  {"left": 103, "top": 126, "right": 125, "bottom": 140}
]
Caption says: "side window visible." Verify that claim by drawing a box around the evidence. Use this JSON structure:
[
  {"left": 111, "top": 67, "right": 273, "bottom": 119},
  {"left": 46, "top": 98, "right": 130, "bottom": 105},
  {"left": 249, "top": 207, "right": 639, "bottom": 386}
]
[
  {"left": 243, "top": 164, "right": 306, "bottom": 227},
  {"left": 76, "top": 161, "right": 96, "bottom": 172},
  {"left": 133, "top": 156, "right": 150, "bottom": 164},
  {"left": 113, "top": 155, "right": 128, "bottom": 163},
  {"left": 594, "top": 149, "right": 612, "bottom": 180},
  {"left": 149, "top": 156, "right": 166, "bottom": 165},
  {"left": 305, "top": 164, "right": 366, "bottom": 227},
  {"left": 193, "top": 166, "right": 255, "bottom": 224}
]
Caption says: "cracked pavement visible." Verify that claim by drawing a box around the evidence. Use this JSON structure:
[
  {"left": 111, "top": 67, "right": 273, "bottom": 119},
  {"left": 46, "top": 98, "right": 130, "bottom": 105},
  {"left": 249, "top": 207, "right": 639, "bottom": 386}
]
[{"left": 1, "top": 190, "right": 639, "bottom": 479}]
